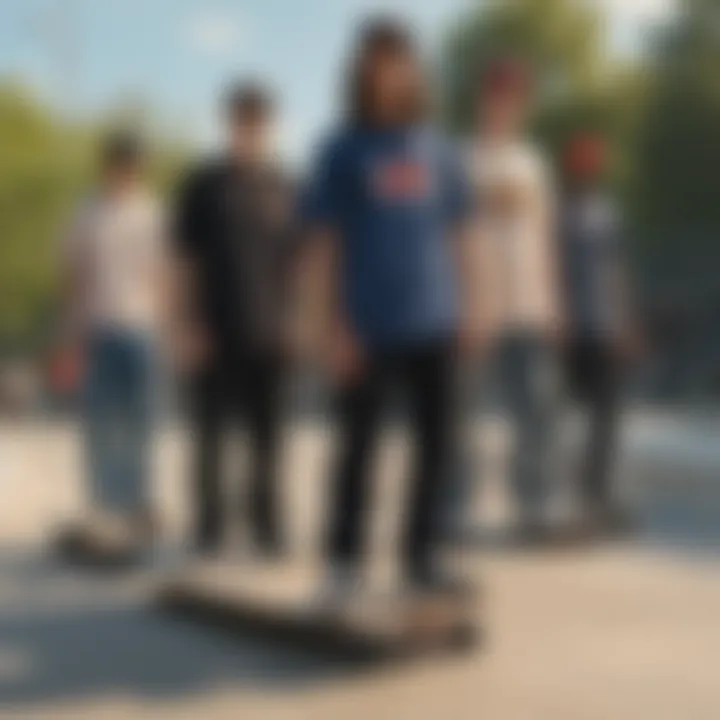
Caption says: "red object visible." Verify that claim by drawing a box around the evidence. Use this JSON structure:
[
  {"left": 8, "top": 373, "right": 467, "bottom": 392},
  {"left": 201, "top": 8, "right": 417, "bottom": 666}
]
[
  {"left": 48, "top": 346, "right": 85, "bottom": 395},
  {"left": 564, "top": 133, "right": 608, "bottom": 180},
  {"left": 374, "top": 161, "right": 433, "bottom": 200}
]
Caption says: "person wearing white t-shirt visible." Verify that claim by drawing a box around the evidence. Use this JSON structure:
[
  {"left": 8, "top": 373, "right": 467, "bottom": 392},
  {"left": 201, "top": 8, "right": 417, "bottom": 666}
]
[
  {"left": 60, "top": 133, "right": 165, "bottom": 553},
  {"left": 464, "top": 61, "right": 565, "bottom": 542}
]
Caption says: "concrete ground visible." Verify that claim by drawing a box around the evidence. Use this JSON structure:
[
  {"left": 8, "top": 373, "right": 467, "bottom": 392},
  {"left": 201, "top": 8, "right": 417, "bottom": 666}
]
[{"left": 0, "top": 415, "right": 719, "bottom": 719}]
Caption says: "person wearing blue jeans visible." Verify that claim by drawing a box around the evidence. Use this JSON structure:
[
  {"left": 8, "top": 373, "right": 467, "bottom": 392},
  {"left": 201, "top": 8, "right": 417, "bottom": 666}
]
[
  {"left": 497, "top": 333, "right": 560, "bottom": 523},
  {"left": 462, "top": 59, "right": 565, "bottom": 541},
  {"left": 84, "top": 330, "right": 156, "bottom": 515},
  {"left": 445, "top": 336, "right": 560, "bottom": 543},
  {"left": 61, "top": 132, "right": 165, "bottom": 546}
]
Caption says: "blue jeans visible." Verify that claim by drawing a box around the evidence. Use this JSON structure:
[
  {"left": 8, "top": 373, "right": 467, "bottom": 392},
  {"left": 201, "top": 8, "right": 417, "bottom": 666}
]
[
  {"left": 498, "top": 334, "right": 560, "bottom": 518},
  {"left": 444, "top": 332, "right": 560, "bottom": 533},
  {"left": 83, "top": 329, "right": 156, "bottom": 514}
]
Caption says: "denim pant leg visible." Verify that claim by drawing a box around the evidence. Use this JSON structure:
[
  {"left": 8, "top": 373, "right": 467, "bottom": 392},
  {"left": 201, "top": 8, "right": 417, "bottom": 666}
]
[
  {"left": 501, "top": 336, "right": 560, "bottom": 518},
  {"left": 84, "top": 332, "right": 155, "bottom": 515},
  {"left": 115, "top": 337, "right": 155, "bottom": 513},
  {"left": 84, "top": 335, "right": 119, "bottom": 511}
]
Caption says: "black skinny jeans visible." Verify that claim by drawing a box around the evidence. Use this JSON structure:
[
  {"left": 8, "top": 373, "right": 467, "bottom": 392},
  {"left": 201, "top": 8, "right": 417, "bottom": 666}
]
[
  {"left": 190, "top": 347, "right": 285, "bottom": 550},
  {"left": 328, "top": 338, "right": 455, "bottom": 575},
  {"left": 565, "top": 337, "right": 621, "bottom": 509}
]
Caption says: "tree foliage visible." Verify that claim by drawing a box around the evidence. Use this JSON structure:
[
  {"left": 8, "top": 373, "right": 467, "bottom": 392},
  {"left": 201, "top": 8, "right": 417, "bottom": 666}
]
[
  {"left": 442, "top": 0, "right": 720, "bottom": 309},
  {"left": 0, "top": 84, "right": 90, "bottom": 351},
  {"left": 443, "top": 0, "right": 608, "bottom": 134},
  {"left": 632, "top": 0, "right": 720, "bottom": 236},
  {"left": 0, "top": 84, "right": 186, "bottom": 352}
]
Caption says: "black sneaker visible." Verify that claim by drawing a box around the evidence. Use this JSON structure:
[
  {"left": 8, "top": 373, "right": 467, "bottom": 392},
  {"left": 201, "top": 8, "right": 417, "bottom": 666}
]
[
  {"left": 514, "top": 518, "right": 600, "bottom": 549},
  {"left": 580, "top": 503, "right": 637, "bottom": 538},
  {"left": 604, "top": 504, "right": 636, "bottom": 534},
  {"left": 514, "top": 519, "right": 557, "bottom": 547},
  {"left": 193, "top": 530, "right": 223, "bottom": 558},
  {"left": 406, "top": 563, "right": 476, "bottom": 599}
]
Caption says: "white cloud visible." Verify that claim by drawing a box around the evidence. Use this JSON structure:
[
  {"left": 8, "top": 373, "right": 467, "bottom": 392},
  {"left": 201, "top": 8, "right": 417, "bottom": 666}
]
[{"left": 187, "top": 11, "right": 245, "bottom": 58}]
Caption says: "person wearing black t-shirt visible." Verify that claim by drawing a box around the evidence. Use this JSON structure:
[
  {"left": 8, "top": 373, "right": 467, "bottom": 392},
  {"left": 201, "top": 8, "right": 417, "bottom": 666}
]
[
  {"left": 173, "top": 83, "right": 295, "bottom": 555},
  {"left": 558, "top": 132, "right": 640, "bottom": 536}
]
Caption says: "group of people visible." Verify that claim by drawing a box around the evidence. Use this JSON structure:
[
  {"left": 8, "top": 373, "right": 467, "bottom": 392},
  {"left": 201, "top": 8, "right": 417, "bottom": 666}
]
[{"left": 60, "top": 18, "right": 637, "bottom": 598}]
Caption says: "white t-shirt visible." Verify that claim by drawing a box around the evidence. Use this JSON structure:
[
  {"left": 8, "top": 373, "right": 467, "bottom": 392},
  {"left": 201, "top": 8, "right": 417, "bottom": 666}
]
[
  {"left": 467, "top": 139, "right": 559, "bottom": 333},
  {"left": 64, "top": 189, "right": 165, "bottom": 333}
]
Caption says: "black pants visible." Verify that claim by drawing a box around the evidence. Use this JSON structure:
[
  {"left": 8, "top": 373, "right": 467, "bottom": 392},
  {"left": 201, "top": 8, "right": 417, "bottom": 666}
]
[
  {"left": 565, "top": 338, "right": 621, "bottom": 509},
  {"left": 190, "top": 347, "right": 285, "bottom": 549},
  {"left": 328, "top": 339, "right": 455, "bottom": 575}
]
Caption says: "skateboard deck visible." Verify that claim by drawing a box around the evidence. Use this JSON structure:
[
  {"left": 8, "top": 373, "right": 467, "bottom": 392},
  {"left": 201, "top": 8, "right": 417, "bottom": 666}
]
[{"left": 158, "top": 562, "right": 480, "bottom": 661}]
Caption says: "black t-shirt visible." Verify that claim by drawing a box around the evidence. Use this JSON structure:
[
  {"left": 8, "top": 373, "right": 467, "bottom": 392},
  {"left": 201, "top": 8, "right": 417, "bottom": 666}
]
[
  {"left": 174, "top": 157, "right": 296, "bottom": 350},
  {"left": 558, "top": 190, "right": 624, "bottom": 339}
]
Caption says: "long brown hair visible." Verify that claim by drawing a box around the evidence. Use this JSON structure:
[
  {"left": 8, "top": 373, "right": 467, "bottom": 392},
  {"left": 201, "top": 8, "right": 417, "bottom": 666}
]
[{"left": 345, "top": 18, "right": 429, "bottom": 127}]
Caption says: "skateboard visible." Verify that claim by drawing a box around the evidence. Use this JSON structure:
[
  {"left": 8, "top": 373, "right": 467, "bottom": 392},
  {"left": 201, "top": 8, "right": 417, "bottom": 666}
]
[
  {"left": 158, "top": 564, "right": 481, "bottom": 661},
  {"left": 53, "top": 517, "right": 147, "bottom": 569}
]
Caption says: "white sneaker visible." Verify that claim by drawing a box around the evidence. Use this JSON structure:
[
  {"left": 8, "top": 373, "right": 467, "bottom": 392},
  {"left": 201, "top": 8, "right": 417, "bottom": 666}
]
[{"left": 309, "top": 564, "right": 363, "bottom": 614}]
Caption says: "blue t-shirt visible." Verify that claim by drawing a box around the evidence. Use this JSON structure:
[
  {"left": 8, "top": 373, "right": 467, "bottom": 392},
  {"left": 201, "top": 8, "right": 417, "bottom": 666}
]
[{"left": 304, "top": 126, "right": 471, "bottom": 351}]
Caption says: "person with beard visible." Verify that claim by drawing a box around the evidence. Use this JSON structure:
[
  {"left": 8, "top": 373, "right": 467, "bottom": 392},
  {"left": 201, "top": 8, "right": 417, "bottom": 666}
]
[{"left": 303, "top": 19, "right": 477, "bottom": 600}]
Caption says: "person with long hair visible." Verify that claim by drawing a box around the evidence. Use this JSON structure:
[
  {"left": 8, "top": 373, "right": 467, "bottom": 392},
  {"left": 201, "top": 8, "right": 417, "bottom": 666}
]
[{"left": 304, "top": 18, "right": 476, "bottom": 599}]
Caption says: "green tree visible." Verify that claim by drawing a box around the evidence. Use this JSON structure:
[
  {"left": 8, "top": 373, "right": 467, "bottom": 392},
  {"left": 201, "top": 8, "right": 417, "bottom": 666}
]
[
  {"left": 0, "top": 83, "right": 92, "bottom": 352},
  {"left": 632, "top": 0, "right": 720, "bottom": 249},
  {"left": 0, "top": 84, "right": 188, "bottom": 354},
  {"left": 442, "top": 0, "right": 609, "bottom": 134},
  {"left": 441, "top": 0, "right": 649, "bottom": 189}
]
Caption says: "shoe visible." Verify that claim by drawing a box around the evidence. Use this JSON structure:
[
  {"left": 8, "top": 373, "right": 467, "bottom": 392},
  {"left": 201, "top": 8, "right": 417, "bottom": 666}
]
[
  {"left": 406, "top": 562, "right": 476, "bottom": 599},
  {"left": 251, "top": 533, "right": 288, "bottom": 561},
  {"left": 193, "top": 530, "right": 223, "bottom": 558},
  {"left": 310, "top": 563, "right": 363, "bottom": 614},
  {"left": 514, "top": 518, "right": 557, "bottom": 547},
  {"left": 56, "top": 512, "right": 145, "bottom": 567},
  {"left": 601, "top": 504, "right": 636, "bottom": 535},
  {"left": 527, "top": 504, "right": 638, "bottom": 548},
  {"left": 132, "top": 507, "right": 159, "bottom": 541},
  {"left": 577, "top": 503, "right": 636, "bottom": 539}
]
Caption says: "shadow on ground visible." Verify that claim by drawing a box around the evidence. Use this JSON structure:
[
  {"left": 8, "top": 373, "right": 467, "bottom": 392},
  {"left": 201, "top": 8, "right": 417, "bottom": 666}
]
[{"left": 0, "top": 549, "right": 364, "bottom": 711}]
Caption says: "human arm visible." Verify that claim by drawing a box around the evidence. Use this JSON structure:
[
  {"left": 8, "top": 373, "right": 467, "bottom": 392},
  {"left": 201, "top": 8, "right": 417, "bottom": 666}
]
[{"left": 296, "top": 137, "right": 364, "bottom": 381}]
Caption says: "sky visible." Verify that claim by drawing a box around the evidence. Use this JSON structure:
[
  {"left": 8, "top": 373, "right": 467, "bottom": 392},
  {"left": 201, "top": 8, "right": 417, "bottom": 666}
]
[{"left": 0, "top": 0, "right": 675, "bottom": 162}]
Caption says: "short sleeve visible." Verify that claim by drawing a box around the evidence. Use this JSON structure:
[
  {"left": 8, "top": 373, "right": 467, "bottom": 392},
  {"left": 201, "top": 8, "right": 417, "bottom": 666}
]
[{"left": 301, "top": 136, "right": 346, "bottom": 230}]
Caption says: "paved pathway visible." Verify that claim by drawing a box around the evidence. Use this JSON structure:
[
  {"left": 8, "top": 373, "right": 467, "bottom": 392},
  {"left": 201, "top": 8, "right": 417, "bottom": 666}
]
[{"left": 0, "top": 417, "right": 718, "bottom": 719}]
